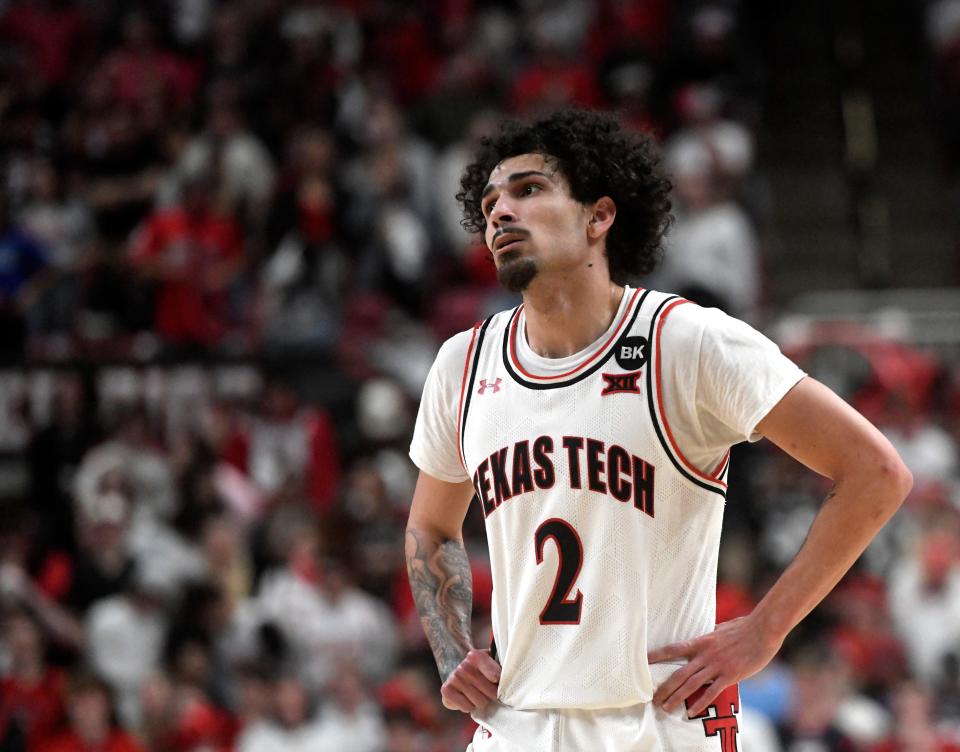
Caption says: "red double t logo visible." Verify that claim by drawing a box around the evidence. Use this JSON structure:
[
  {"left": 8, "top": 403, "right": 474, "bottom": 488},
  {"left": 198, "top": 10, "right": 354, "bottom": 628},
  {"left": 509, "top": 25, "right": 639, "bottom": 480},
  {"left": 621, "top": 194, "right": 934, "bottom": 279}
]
[{"left": 685, "top": 685, "right": 740, "bottom": 752}]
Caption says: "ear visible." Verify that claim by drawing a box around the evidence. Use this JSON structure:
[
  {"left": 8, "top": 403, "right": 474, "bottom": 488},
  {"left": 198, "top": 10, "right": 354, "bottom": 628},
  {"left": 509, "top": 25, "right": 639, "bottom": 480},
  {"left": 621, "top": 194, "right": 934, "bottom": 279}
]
[{"left": 587, "top": 196, "right": 616, "bottom": 241}]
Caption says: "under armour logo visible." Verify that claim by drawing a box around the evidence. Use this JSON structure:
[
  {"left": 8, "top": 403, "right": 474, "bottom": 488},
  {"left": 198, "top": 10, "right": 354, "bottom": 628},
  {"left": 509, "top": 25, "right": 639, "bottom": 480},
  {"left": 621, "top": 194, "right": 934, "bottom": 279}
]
[{"left": 477, "top": 378, "right": 502, "bottom": 394}]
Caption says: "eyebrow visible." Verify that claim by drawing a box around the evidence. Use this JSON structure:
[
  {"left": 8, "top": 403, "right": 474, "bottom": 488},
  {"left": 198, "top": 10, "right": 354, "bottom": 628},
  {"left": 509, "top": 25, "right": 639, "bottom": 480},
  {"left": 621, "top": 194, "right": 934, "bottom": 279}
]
[{"left": 481, "top": 170, "right": 553, "bottom": 200}]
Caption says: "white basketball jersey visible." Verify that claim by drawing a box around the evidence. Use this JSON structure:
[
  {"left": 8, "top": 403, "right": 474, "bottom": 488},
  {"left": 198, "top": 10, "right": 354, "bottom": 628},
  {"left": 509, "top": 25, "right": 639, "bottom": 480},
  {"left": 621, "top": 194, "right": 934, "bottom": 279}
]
[{"left": 455, "top": 288, "right": 731, "bottom": 710}]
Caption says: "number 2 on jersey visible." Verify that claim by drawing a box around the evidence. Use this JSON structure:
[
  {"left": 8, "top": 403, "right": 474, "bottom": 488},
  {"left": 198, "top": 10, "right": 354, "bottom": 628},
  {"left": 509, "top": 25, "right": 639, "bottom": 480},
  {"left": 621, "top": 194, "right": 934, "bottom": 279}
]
[{"left": 534, "top": 518, "right": 583, "bottom": 625}]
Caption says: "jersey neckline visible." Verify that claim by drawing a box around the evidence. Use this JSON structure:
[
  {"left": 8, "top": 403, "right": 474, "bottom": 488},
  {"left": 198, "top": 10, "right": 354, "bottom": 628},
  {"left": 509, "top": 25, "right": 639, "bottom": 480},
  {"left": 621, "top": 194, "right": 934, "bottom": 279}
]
[{"left": 502, "top": 287, "right": 647, "bottom": 389}]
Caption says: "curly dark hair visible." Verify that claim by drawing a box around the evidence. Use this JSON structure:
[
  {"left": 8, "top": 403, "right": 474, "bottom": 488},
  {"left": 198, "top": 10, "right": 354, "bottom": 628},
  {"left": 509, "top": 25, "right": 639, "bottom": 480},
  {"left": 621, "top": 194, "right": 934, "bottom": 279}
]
[{"left": 457, "top": 109, "right": 672, "bottom": 281}]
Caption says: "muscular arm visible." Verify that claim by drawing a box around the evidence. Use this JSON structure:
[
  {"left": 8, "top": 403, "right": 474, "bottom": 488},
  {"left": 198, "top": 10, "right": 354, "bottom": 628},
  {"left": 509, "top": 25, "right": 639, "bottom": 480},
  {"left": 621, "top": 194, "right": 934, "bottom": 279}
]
[
  {"left": 405, "top": 527, "right": 474, "bottom": 679},
  {"left": 746, "top": 378, "right": 912, "bottom": 642},
  {"left": 651, "top": 376, "right": 913, "bottom": 715},
  {"left": 406, "top": 471, "right": 501, "bottom": 710}
]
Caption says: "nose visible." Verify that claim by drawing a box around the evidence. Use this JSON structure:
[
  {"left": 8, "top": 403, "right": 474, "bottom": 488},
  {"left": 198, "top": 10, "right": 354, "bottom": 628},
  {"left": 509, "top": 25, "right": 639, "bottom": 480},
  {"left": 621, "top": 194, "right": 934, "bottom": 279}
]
[{"left": 489, "top": 197, "right": 516, "bottom": 227}]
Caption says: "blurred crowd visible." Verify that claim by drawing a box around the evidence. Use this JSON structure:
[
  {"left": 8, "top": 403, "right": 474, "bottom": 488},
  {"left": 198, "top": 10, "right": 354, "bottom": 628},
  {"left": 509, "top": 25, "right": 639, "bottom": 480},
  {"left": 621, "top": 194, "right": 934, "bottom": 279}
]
[
  {"left": 926, "top": 0, "right": 960, "bottom": 257},
  {"left": 1, "top": 1, "right": 960, "bottom": 751},
  {"left": 0, "top": 0, "right": 768, "bottom": 368}
]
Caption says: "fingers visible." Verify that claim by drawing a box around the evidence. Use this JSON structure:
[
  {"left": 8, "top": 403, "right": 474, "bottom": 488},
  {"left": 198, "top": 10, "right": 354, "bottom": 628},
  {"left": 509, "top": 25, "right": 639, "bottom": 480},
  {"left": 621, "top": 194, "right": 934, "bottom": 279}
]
[
  {"left": 441, "top": 686, "right": 476, "bottom": 712},
  {"left": 441, "top": 649, "right": 501, "bottom": 713},
  {"left": 652, "top": 660, "right": 704, "bottom": 708},
  {"left": 444, "top": 673, "right": 491, "bottom": 708},
  {"left": 647, "top": 639, "right": 693, "bottom": 664},
  {"left": 473, "top": 649, "right": 503, "bottom": 683},
  {"left": 685, "top": 680, "right": 730, "bottom": 718},
  {"left": 661, "top": 667, "right": 711, "bottom": 714},
  {"left": 462, "top": 661, "right": 500, "bottom": 701}
]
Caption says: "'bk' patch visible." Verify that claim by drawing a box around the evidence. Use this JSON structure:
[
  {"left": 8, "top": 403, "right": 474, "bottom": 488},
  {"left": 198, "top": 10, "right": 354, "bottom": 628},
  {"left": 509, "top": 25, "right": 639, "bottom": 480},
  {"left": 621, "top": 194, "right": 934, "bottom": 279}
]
[
  {"left": 614, "top": 335, "right": 648, "bottom": 370},
  {"left": 601, "top": 370, "right": 642, "bottom": 396}
]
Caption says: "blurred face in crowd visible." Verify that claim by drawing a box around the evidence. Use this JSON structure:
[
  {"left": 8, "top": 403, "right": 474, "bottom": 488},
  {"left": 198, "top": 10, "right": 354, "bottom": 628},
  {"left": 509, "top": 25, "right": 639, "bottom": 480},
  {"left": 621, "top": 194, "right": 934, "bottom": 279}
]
[
  {"left": 894, "top": 682, "right": 932, "bottom": 725},
  {"left": 210, "top": 103, "right": 241, "bottom": 139},
  {"left": 67, "top": 684, "right": 111, "bottom": 744},
  {"left": 292, "top": 128, "right": 335, "bottom": 175},
  {"left": 139, "top": 673, "right": 174, "bottom": 724},
  {"left": 121, "top": 11, "right": 154, "bottom": 50},
  {"left": 674, "top": 168, "right": 717, "bottom": 211},
  {"left": 787, "top": 651, "right": 850, "bottom": 735},
  {"left": 31, "top": 159, "right": 59, "bottom": 202},
  {"left": 173, "top": 639, "right": 211, "bottom": 688},
  {"left": 261, "top": 382, "right": 299, "bottom": 420},
  {"left": 287, "top": 527, "right": 322, "bottom": 583},
  {"left": 320, "top": 560, "right": 349, "bottom": 602},
  {"left": 385, "top": 718, "right": 422, "bottom": 752},
  {"left": 274, "top": 677, "right": 310, "bottom": 728},
  {"left": 183, "top": 177, "right": 213, "bottom": 216},
  {"left": 236, "top": 670, "right": 271, "bottom": 722},
  {"left": 4, "top": 612, "right": 43, "bottom": 669},
  {"left": 481, "top": 153, "right": 602, "bottom": 293},
  {"left": 202, "top": 517, "right": 238, "bottom": 573},
  {"left": 330, "top": 665, "right": 366, "bottom": 712},
  {"left": 54, "top": 373, "right": 86, "bottom": 423},
  {"left": 920, "top": 530, "right": 957, "bottom": 589}
]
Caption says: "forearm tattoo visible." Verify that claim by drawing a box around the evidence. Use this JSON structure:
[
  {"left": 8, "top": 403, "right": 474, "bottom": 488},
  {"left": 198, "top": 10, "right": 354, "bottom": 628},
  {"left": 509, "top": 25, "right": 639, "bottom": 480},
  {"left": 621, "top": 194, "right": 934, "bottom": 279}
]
[{"left": 405, "top": 528, "right": 474, "bottom": 680}]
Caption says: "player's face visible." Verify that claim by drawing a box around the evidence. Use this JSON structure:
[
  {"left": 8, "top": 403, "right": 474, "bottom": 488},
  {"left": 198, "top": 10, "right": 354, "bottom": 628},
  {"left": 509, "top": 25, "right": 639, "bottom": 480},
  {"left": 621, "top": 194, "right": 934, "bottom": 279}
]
[{"left": 481, "top": 153, "right": 594, "bottom": 293}]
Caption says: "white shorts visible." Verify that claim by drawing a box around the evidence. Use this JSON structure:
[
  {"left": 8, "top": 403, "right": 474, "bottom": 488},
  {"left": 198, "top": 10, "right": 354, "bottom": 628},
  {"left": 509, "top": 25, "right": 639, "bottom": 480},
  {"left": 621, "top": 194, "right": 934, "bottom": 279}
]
[{"left": 466, "top": 684, "right": 742, "bottom": 752}]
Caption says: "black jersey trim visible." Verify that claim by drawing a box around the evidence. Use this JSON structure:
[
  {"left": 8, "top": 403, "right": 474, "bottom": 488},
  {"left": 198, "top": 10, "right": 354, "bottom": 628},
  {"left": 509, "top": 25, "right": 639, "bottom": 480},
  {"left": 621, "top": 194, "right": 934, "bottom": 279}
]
[
  {"left": 501, "top": 289, "right": 651, "bottom": 390},
  {"left": 459, "top": 316, "right": 493, "bottom": 466},
  {"left": 645, "top": 295, "right": 727, "bottom": 499}
]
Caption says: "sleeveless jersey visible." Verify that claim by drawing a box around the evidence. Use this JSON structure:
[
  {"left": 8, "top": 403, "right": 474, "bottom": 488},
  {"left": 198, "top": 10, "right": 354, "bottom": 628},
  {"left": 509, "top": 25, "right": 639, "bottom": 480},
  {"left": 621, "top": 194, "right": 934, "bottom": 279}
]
[{"left": 455, "top": 288, "right": 731, "bottom": 710}]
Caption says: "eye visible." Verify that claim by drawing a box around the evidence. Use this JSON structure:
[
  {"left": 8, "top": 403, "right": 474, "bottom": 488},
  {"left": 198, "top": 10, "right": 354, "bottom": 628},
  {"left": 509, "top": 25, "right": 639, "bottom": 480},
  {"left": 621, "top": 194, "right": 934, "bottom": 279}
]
[
  {"left": 520, "top": 183, "right": 542, "bottom": 197},
  {"left": 482, "top": 196, "right": 496, "bottom": 217}
]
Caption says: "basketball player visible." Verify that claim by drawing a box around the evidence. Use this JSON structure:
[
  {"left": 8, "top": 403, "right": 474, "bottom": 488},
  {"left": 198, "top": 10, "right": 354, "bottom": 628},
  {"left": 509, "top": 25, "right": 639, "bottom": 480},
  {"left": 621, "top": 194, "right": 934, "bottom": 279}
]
[{"left": 405, "top": 110, "right": 912, "bottom": 750}]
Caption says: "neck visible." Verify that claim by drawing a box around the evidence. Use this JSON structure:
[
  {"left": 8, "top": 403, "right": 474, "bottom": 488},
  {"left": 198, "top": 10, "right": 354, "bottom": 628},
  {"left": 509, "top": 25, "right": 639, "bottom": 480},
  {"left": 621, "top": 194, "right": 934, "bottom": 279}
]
[{"left": 521, "top": 273, "right": 625, "bottom": 359}]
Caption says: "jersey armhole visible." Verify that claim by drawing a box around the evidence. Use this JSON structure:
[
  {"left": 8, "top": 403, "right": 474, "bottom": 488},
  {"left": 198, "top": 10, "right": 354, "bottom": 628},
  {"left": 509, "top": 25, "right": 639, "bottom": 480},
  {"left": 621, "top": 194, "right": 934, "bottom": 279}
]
[
  {"left": 646, "top": 297, "right": 729, "bottom": 497},
  {"left": 457, "top": 317, "right": 493, "bottom": 472}
]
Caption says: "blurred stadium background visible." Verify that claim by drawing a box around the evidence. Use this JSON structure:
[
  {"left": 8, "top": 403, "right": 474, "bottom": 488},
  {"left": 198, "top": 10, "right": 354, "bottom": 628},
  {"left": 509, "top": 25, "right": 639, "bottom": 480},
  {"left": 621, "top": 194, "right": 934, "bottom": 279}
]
[{"left": 0, "top": 0, "right": 959, "bottom": 750}]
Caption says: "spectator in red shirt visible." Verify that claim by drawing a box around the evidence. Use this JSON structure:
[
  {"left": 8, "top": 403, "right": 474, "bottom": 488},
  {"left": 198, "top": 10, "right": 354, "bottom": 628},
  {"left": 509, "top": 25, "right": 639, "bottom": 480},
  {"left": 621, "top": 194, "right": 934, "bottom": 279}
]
[
  {"left": 0, "top": 0, "right": 92, "bottom": 90},
  {"left": 35, "top": 673, "right": 144, "bottom": 752},
  {"left": 139, "top": 667, "right": 237, "bottom": 752},
  {"left": 128, "top": 171, "right": 245, "bottom": 348},
  {"left": 96, "top": 9, "right": 197, "bottom": 112},
  {"left": 0, "top": 608, "right": 66, "bottom": 750}
]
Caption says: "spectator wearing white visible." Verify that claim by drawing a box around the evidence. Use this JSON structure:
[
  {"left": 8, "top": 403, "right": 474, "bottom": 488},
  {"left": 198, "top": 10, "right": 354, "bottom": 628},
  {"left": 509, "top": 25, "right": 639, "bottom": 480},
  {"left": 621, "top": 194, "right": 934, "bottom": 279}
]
[
  {"left": 876, "top": 390, "right": 959, "bottom": 488},
  {"left": 74, "top": 410, "right": 205, "bottom": 591},
  {"left": 163, "top": 83, "right": 276, "bottom": 233},
  {"left": 235, "top": 674, "right": 327, "bottom": 752},
  {"left": 889, "top": 527, "right": 960, "bottom": 684},
  {"left": 253, "top": 531, "right": 397, "bottom": 691},
  {"left": 84, "top": 566, "right": 172, "bottom": 728},
  {"left": 311, "top": 661, "right": 386, "bottom": 752},
  {"left": 652, "top": 134, "right": 761, "bottom": 318}
]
